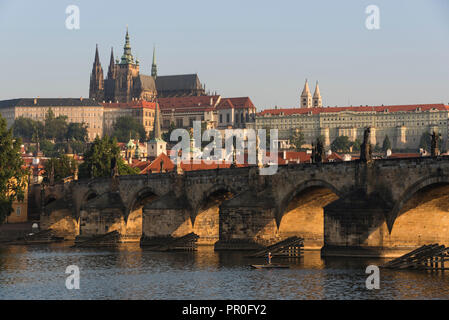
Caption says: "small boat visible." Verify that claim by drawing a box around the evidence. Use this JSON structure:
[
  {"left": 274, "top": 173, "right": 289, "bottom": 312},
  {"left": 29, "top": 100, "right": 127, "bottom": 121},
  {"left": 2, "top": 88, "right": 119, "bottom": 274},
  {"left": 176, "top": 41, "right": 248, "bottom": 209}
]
[{"left": 250, "top": 264, "right": 290, "bottom": 269}]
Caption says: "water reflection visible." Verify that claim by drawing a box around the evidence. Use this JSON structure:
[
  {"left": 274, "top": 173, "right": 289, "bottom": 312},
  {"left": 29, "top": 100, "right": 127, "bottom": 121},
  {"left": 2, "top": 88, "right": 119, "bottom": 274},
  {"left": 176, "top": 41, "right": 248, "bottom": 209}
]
[{"left": 0, "top": 244, "right": 449, "bottom": 299}]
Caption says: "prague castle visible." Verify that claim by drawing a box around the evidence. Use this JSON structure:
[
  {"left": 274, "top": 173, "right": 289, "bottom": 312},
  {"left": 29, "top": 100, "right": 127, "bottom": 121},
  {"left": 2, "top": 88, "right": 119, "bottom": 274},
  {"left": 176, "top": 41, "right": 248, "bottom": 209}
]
[{"left": 89, "top": 28, "right": 206, "bottom": 103}]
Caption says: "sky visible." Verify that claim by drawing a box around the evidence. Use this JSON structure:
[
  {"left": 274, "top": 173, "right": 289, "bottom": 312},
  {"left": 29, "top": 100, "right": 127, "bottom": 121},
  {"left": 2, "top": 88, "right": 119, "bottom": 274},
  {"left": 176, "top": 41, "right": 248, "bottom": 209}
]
[{"left": 0, "top": 0, "right": 448, "bottom": 110}]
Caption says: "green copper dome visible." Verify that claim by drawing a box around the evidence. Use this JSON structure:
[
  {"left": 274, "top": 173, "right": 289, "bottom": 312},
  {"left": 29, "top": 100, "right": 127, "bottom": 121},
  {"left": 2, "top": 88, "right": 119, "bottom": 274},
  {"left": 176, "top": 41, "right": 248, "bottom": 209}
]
[
  {"left": 120, "top": 27, "right": 134, "bottom": 65},
  {"left": 126, "top": 138, "right": 135, "bottom": 149}
]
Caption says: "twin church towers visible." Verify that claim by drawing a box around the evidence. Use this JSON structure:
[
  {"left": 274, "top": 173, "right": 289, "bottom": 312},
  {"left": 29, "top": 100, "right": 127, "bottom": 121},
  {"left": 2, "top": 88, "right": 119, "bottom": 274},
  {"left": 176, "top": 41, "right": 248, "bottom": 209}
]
[{"left": 300, "top": 79, "right": 322, "bottom": 108}]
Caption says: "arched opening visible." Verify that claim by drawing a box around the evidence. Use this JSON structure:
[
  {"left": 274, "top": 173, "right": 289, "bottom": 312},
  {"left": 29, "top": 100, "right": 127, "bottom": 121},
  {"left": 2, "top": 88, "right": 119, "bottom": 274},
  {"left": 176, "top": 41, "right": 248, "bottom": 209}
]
[
  {"left": 194, "top": 188, "right": 234, "bottom": 245},
  {"left": 279, "top": 186, "right": 339, "bottom": 250},
  {"left": 45, "top": 196, "right": 57, "bottom": 206},
  {"left": 127, "top": 189, "right": 159, "bottom": 239},
  {"left": 385, "top": 182, "right": 449, "bottom": 249},
  {"left": 86, "top": 192, "right": 97, "bottom": 202}
]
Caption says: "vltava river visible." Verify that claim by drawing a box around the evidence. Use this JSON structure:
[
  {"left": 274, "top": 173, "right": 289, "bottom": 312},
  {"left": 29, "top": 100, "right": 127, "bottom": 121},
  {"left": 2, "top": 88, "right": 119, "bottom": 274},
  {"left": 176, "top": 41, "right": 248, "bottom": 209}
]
[{"left": 0, "top": 243, "right": 448, "bottom": 299}]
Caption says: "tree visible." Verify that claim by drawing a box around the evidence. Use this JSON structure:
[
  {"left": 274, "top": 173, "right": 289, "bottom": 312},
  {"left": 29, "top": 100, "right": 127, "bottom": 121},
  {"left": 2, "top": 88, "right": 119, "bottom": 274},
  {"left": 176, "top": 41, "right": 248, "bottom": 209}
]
[
  {"left": 67, "top": 122, "right": 88, "bottom": 142},
  {"left": 12, "top": 117, "right": 36, "bottom": 142},
  {"left": 111, "top": 116, "right": 147, "bottom": 142},
  {"left": 44, "top": 109, "right": 68, "bottom": 142},
  {"left": 0, "top": 115, "right": 28, "bottom": 224},
  {"left": 419, "top": 132, "right": 431, "bottom": 152},
  {"left": 382, "top": 135, "right": 392, "bottom": 152},
  {"left": 78, "top": 135, "right": 139, "bottom": 179},
  {"left": 290, "top": 129, "right": 304, "bottom": 151},
  {"left": 351, "top": 138, "right": 362, "bottom": 152},
  {"left": 43, "top": 155, "right": 77, "bottom": 184},
  {"left": 331, "top": 136, "right": 352, "bottom": 153}
]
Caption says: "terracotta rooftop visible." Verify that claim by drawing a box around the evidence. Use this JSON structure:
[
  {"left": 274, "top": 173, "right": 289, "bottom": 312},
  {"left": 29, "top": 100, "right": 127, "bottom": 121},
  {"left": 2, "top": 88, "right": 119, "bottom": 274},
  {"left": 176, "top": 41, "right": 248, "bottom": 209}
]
[
  {"left": 101, "top": 100, "right": 156, "bottom": 109},
  {"left": 158, "top": 95, "right": 220, "bottom": 110},
  {"left": 259, "top": 104, "right": 449, "bottom": 116}
]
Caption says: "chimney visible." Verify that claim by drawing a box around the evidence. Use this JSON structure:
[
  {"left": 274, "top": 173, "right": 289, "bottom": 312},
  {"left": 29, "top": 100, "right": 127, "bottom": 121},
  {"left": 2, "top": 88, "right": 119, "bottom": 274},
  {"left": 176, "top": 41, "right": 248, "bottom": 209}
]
[{"left": 33, "top": 98, "right": 37, "bottom": 105}]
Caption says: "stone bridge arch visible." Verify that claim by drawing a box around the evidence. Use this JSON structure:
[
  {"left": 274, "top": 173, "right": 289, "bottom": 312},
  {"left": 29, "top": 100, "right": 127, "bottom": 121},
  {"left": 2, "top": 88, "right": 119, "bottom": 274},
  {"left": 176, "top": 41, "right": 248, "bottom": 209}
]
[
  {"left": 372, "top": 174, "right": 449, "bottom": 251},
  {"left": 279, "top": 179, "right": 344, "bottom": 219},
  {"left": 390, "top": 174, "right": 449, "bottom": 225},
  {"left": 277, "top": 179, "right": 343, "bottom": 249}
]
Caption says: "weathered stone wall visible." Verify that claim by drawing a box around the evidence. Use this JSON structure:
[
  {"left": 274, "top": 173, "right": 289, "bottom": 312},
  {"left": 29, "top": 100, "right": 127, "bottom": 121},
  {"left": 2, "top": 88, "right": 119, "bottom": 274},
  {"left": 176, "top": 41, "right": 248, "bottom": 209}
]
[
  {"left": 142, "top": 208, "right": 192, "bottom": 239},
  {"left": 40, "top": 209, "right": 79, "bottom": 240},
  {"left": 218, "top": 206, "right": 278, "bottom": 248},
  {"left": 79, "top": 209, "right": 125, "bottom": 237},
  {"left": 193, "top": 206, "right": 219, "bottom": 245}
]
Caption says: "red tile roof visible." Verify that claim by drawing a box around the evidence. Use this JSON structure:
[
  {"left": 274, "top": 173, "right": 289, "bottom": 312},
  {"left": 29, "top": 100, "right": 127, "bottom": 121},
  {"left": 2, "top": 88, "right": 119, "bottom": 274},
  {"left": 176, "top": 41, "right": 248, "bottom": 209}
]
[
  {"left": 388, "top": 153, "right": 421, "bottom": 158},
  {"left": 227, "top": 97, "right": 256, "bottom": 110},
  {"left": 158, "top": 96, "right": 220, "bottom": 111},
  {"left": 259, "top": 104, "right": 449, "bottom": 116},
  {"left": 216, "top": 98, "right": 235, "bottom": 110},
  {"left": 101, "top": 100, "right": 156, "bottom": 109}
]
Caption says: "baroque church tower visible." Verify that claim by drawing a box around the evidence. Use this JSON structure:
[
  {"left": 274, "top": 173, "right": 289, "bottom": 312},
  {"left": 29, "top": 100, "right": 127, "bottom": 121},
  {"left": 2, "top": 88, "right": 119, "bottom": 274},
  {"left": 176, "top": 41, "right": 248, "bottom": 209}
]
[{"left": 89, "top": 44, "right": 104, "bottom": 101}]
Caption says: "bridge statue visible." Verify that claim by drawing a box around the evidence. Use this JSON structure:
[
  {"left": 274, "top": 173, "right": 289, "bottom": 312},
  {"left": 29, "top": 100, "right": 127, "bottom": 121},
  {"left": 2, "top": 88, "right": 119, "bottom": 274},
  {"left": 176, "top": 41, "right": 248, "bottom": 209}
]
[
  {"left": 312, "top": 138, "right": 325, "bottom": 163},
  {"left": 431, "top": 131, "right": 440, "bottom": 157},
  {"left": 360, "top": 127, "right": 373, "bottom": 162},
  {"left": 111, "top": 157, "right": 118, "bottom": 177}
]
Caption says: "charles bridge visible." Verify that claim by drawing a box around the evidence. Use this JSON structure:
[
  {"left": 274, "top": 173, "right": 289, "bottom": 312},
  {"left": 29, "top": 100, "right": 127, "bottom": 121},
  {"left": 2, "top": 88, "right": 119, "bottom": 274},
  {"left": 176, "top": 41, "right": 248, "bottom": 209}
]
[{"left": 39, "top": 156, "right": 449, "bottom": 257}]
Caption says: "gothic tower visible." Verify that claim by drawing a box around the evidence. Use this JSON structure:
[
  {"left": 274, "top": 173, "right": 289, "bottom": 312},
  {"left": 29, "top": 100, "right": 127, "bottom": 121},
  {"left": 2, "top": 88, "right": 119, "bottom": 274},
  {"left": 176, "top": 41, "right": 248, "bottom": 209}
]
[
  {"left": 300, "top": 79, "right": 312, "bottom": 108},
  {"left": 104, "top": 47, "right": 117, "bottom": 102},
  {"left": 313, "top": 81, "right": 322, "bottom": 108},
  {"left": 107, "top": 47, "right": 117, "bottom": 80},
  {"left": 114, "top": 27, "right": 140, "bottom": 102},
  {"left": 89, "top": 44, "right": 104, "bottom": 101},
  {"left": 151, "top": 45, "right": 157, "bottom": 78}
]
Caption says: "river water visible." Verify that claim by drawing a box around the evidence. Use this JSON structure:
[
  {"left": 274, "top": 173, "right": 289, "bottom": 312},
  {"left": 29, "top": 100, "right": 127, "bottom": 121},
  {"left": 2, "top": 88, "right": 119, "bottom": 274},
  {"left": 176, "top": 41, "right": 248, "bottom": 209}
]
[{"left": 0, "top": 243, "right": 448, "bottom": 300}]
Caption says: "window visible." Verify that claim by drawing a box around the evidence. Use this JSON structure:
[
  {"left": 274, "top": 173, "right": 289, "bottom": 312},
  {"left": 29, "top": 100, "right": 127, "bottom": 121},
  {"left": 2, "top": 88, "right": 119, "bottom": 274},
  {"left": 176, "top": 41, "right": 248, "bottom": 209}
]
[
  {"left": 220, "top": 114, "right": 223, "bottom": 123},
  {"left": 227, "top": 114, "right": 230, "bottom": 123},
  {"left": 16, "top": 206, "right": 21, "bottom": 216}
]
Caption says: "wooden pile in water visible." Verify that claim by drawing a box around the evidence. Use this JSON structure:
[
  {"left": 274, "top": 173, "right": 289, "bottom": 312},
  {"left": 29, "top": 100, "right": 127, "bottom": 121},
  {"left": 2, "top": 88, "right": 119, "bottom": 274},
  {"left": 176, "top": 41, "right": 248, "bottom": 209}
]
[
  {"left": 248, "top": 236, "right": 304, "bottom": 258},
  {"left": 381, "top": 244, "right": 449, "bottom": 271},
  {"left": 12, "top": 229, "right": 64, "bottom": 245},
  {"left": 73, "top": 231, "right": 121, "bottom": 248},
  {"left": 142, "top": 232, "right": 200, "bottom": 251}
]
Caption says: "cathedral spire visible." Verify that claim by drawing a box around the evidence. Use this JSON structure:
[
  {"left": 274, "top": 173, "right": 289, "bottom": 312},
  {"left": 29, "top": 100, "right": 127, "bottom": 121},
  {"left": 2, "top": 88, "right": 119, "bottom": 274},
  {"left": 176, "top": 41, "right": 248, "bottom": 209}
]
[
  {"left": 94, "top": 44, "right": 100, "bottom": 66},
  {"left": 151, "top": 44, "right": 157, "bottom": 78},
  {"left": 89, "top": 44, "right": 104, "bottom": 100},
  {"left": 107, "top": 47, "right": 116, "bottom": 79}
]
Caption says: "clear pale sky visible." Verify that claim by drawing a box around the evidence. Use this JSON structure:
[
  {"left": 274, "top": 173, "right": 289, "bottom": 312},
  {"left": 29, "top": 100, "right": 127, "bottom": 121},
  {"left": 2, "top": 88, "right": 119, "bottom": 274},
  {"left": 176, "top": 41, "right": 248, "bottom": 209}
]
[{"left": 0, "top": 0, "right": 448, "bottom": 110}]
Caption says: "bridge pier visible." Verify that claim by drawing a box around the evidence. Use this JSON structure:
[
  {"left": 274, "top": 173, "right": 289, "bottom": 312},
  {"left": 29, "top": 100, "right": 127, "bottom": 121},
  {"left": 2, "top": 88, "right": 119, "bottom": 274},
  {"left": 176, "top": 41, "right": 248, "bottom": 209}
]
[
  {"left": 214, "top": 190, "right": 279, "bottom": 251},
  {"left": 76, "top": 192, "right": 141, "bottom": 244},
  {"left": 321, "top": 191, "right": 396, "bottom": 257},
  {"left": 140, "top": 194, "right": 194, "bottom": 246},
  {"left": 40, "top": 198, "right": 79, "bottom": 240}
]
